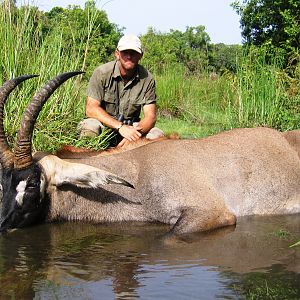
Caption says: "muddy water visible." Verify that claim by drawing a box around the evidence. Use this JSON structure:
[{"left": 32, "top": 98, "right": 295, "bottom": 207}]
[{"left": 0, "top": 215, "right": 299, "bottom": 299}]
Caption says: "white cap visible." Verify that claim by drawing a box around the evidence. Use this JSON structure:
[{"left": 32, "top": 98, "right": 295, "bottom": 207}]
[{"left": 117, "top": 34, "right": 143, "bottom": 54}]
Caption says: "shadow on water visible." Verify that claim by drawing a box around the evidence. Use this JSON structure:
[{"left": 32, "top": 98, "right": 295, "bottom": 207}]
[{"left": 0, "top": 215, "right": 299, "bottom": 299}]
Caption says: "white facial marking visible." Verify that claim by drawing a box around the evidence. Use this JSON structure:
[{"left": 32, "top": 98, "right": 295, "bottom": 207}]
[
  {"left": 0, "top": 183, "right": 3, "bottom": 202},
  {"left": 16, "top": 180, "right": 27, "bottom": 206},
  {"left": 40, "top": 174, "right": 46, "bottom": 201}
]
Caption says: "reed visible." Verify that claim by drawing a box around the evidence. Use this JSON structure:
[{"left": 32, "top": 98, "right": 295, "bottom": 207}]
[
  {"left": 1, "top": 3, "right": 298, "bottom": 151},
  {"left": 234, "top": 50, "right": 286, "bottom": 128},
  {"left": 155, "top": 50, "right": 298, "bottom": 137},
  {"left": 0, "top": 3, "right": 91, "bottom": 151},
  {"left": 155, "top": 65, "right": 236, "bottom": 137}
]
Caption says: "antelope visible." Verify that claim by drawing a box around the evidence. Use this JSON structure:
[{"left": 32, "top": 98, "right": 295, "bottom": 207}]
[{"left": 0, "top": 72, "right": 299, "bottom": 234}]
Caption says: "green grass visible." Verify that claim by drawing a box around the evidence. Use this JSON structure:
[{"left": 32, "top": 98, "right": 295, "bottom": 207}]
[
  {"left": 1, "top": 4, "right": 299, "bottom": 152},
  {"left": 154, "top": 58, "right": 299, "bottom": 138},
  {"left": 155, "top": 66, "right": 236, "bottom": 130},
  {"left": 1, "top": 4, "right": 89, "bottom": 151},
  {"left": 235, "top": 52, "right": 286, "bottom": 128},
  {"left": 289, "top": 240, "right": 300, "bottom": 248},
  {"left": 272, "top": 229, "right": 291, "bottom": 239},
  {"left": 229, "top": 270, "right": 300, "bottom": 300},
  {"left": 156, "top": 117, "right": 228, "bottom": 138}
]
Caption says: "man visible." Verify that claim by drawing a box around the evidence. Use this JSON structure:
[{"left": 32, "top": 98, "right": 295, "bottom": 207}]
[{"left": 79, "top": 34, "right": 164, "bottom": 147}]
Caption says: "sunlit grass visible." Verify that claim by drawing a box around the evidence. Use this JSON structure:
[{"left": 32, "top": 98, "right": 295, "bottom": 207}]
[
  {"left": 155, "top": 55, "right": 298, "bottom": 138},
  {"left": 0, "top": 4, "right": 88, "bottom": 151},
  {"left": 1, "top": 4, "right": 299, "bottom": 152}
]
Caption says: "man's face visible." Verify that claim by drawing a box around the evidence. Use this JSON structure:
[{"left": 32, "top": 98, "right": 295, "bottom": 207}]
[{"left": 116, "top": 49, "right": 142, "bottom": 72}]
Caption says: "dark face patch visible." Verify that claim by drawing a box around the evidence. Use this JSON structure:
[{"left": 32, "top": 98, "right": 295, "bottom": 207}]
[{"left": 0, "top": 164, "right": 47, "bottom": 233}]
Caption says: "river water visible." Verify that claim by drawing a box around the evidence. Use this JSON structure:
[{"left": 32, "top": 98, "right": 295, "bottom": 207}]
[{"left": 0, "top": 215, "right": 299, "bottom": 299}]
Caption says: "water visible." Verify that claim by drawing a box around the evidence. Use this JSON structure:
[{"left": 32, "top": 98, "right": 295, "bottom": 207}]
[{"left": 0, "top": 215, "right": 299, "bottom": 299}]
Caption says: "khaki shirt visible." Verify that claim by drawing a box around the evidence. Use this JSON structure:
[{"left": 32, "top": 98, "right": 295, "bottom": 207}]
[{"left": 87, "top": 60, "right": 156, "bottom": 120}]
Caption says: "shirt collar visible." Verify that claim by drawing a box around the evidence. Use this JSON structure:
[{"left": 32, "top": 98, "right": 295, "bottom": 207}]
[{"left": 113, "top": 60, "right": 140, "bottom": 81}]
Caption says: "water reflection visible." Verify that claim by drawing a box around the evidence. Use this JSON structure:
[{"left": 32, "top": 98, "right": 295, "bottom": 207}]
[{"left": 0, "top": 215, "right": 299, "bottom": 299}]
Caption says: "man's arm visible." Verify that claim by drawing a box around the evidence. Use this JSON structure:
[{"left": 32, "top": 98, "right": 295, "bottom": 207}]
[
  {"left": 117, "top": 103, "right": 157, "bottom": 148},
  {"left": 134, "top": 103, "right": 157, "bottom": 134},
  {"left": 86, "top": 97, "right": 121, "bottom": 129},
  {"left": 86, "top": 97, "right": 142, "bottom": 142}
]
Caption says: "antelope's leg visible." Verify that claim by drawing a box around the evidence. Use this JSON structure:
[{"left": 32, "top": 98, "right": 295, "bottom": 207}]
[{"left": 170, "top": 206, "right": 236, "bottom": 235}]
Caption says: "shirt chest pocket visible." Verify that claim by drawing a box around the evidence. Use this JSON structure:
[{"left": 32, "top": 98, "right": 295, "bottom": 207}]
[
  {"left": 126, "top": 96, "right": 145, "bottom": 118},
  {"left": 101, "top": 92, "right": 117, "bottom": 116}
]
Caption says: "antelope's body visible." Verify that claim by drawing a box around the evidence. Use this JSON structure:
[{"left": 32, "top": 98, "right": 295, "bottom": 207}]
[
  {"left": 0, "top": 72, "right": 299, "bottom": 235},
  {"left": 37, "top": 126, "right": 300, "bottom": 234}
]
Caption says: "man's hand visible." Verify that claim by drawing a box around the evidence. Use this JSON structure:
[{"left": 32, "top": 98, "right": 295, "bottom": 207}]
[
  {"left": 117, "top": 138, "right": 131, "bottom": 148},
  {"left": 118, "top": 124, "right": 142, "bottom": 142}
]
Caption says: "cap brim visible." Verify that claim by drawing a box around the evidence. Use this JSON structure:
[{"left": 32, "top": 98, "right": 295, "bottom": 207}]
[{"left": 117, "top": 46, "right": 142, "bottom": 54}]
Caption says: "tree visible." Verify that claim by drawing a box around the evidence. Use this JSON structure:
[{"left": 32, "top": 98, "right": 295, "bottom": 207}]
[
  {"left": 141, "top": 27, "right": 183, "bottom": 73},
  {"left": 141, "top": 26, "right": 211, "bottom": 74},
  {"left": 172, "top": 26, "right": 211, "bottom": 73},
  {"left": 209, "top": 43, "right": 243, "bottom": 73},
  {"left": 44, "top": 0, "right": 121, "bottom": 73},
  {"left": 232, "top": 0, "right": 300, "bottom": 64}
]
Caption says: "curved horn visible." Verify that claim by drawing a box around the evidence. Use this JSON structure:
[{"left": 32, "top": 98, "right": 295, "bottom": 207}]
[
  {"left": 14, "top": 71, "right": 84, "bottom": 169},
  {"left": 0, "top": 75, "right": 38, "bottom": 169}
]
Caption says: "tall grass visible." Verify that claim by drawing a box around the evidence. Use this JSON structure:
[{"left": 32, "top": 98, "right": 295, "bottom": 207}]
[
  {"left": 1, "top": 2, "right": 298, "bottom": 151},
  {"left": 234, "top": 51, "right": 286, "bottom": 128},
  {"left": 0, "top": 2, "right": 111, "bottom": 151},
  {"left": 155, "top": 50, "right": 299, "bottom": 137},
  {"left": 155, "top": 65, "right": 236, "bottom": 137}
]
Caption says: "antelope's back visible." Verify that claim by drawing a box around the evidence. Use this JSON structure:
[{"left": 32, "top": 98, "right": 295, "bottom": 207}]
[{"left": 83, "top": 127, "right": 300, "bottom": 217}]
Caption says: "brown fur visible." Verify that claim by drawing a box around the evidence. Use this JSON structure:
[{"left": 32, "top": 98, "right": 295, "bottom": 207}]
[
  {"left": 55, "top": 134, "right": 180, "bottom": 159},
  {"left": 282, "top": 130, "right": 300, "bottom": 158},
  {"left": 36, "top": 127, "right": 300, "bottom": 235}
]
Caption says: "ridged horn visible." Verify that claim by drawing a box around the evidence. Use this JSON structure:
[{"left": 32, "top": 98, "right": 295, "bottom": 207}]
[
  {"left": 14, "top": 71, "right": 84, "bottom": 169},
  {"left": 0, "top": 75, "right": 38, "bottom": 169}
]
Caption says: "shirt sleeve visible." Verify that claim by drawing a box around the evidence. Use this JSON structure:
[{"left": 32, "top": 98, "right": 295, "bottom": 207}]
[
  {"left": 86, "top": 68, "right": 105, "bottom": 102},
  {"left": 143, "top": 77, "right": 157, "bottom": 105}
]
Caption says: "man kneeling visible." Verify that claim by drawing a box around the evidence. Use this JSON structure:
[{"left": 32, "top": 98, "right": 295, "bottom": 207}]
[{"left": 79, "top": 34, "right": 164, "bottom": 148}]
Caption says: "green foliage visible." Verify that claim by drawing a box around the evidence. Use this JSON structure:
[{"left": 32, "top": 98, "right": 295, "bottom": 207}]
[
  {"left": 154, "top": 65, "right": 238, "bottom": 137},
  {"left": 141, "top": 26, "right": 243, "bottom": 76},
  {"left": 44, "top": 0, "right": 121, "bottom": 74},
  {"left": 289, "top": 240, "right": 300, "bottom": 247},
  {"left": 239, "top": 46, "right": 299, "bottom": 130},
  {"left": 155, "top": 47, "right": 299, "bottom": 137},
  {"left": 0, "top": 2, "right": 86, "bottom": 151},
  {"left": 141, "top": 26, "right": 211, "bottom": 75},
  {"left": 174, "top": 25, "right": 211, "bottom": 73},
  {"left": 0, "top": 0, "right": 299, "bottom": 151},
  {"left": 232, "top": 0, "right": 300, "bottom": 67},
  {"left": 140, "top": 28, "right": 179, "bottom": 73},
  {"left": 234, "top": 48, "right": 286, "bottom": 128},
  {"left": 0, "top": 1, "right": 124, "bottom": 151},
  {"left": 209, "top": 43, "right": 243, "bottom": 73},
  {"left": 34, "top": 126, "right": 112, "bottom": 152},
  {"left": 230, "top": 270, "right": 300, "bottom": 299}
]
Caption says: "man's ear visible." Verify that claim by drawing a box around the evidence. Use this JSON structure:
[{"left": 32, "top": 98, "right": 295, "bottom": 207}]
[{"left": 115, "top": 49, "right": 120, "bottom": 60}]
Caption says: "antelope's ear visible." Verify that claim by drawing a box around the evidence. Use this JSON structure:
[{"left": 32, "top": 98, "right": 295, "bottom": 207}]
[
  {"left": 59, "top": 170, "right": 134, "bottom": 189},
  {"left": 38, "top": 155, "right": 134, "bottom": 189}
]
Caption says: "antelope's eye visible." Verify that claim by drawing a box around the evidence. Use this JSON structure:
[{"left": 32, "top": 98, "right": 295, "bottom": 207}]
[{"left": 26, "top": 180, "right": 39, "bottom": 189}]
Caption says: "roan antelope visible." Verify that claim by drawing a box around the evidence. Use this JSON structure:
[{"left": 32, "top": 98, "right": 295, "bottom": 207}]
[{"left": 0, "top": 72, "right": 299, "bottom": 234}]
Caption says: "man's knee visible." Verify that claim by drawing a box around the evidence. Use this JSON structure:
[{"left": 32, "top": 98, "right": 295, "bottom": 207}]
[
  {"left": 145, "top": 127, "right": 165, "bottom": 140},
  {"left": 78, "top": 118, "right": 103, "bottom": 137}
]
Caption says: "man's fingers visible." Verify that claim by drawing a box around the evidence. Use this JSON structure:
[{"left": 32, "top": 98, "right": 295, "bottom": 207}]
[
  {"left": 117, "top": 138, "right": 128, "bottom": 148},
  {"left": 119, "top": 125, "right": 142, "bottom": 140}
]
